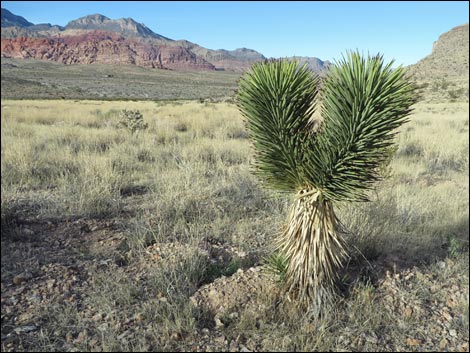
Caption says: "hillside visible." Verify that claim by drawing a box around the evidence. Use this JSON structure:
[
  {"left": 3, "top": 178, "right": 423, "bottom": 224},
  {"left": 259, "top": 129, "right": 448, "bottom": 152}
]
[
  {"left": 0, "top": 57, "right": 239, "bottom": 100},
  {"left": 0, "top": 9, "right": 266, "bottom": 72},
  {"left": 408, "top": 23, "right": 469, "bottom": 102},
  {"left": 2, "top": 8, "right": 467, "bottom": 100},
  {"left": 64, "top": 13, "right": 172, "bottom": 41},
  {"left": 0, "top": 8, "right": 33, "bottom": 27},
  {"left": 0, "top": 8, "right": 333, "bottom": 74},
  {"left": 1, "top": 31, "right": 215, "bottom": 71}
]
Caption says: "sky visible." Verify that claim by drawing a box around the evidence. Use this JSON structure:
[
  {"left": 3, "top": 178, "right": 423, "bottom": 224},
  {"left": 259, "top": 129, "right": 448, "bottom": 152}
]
[{"left": 2, "top": 1, "right": 469, "bottom": 66}]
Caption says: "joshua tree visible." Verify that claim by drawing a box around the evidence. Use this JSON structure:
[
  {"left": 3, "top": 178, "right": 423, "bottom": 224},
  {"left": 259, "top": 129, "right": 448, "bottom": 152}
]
[{"left": 237, "top": 51, "right": 416, "bottom": 310}]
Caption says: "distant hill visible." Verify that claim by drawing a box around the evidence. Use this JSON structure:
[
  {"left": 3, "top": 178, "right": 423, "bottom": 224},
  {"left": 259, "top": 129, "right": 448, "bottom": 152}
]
[
  {"left": 1, "top": 8, "right": 331, "bottom": 74},
  {"left": 289, "top": 56, "right": 331, "bottom": 73},
  {"left": 0, "top": 9, "right": 268, "bottom": 72},
  {"left": 64, "top": 13, "right": 171, "bottom": 41},
  {"left": 408, "top": 23, "right": 469, "bottom": 102},
  {"left": 1, "top": 31, "right": 216, "bottom": 70},
  {"left": 1, "top": 8, "right": 33, "bottom": 28},
  {"left": 175, "top": 41, "right": 268, "bottom": 71},
  {"left": 410, "top": 23, "right": 469, "bottom": 80}
]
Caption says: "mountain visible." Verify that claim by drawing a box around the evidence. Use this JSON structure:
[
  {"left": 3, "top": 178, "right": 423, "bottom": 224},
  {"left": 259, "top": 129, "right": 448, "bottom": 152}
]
[
  {"left": 409, "top": 23, "right": 469, "bottom": 80},
  {"left": 408, "top": 23, "right": 469, "bottom": 101},
  {"left": 1, "top": 31, "right": 215, "bottom": 70},
  {"left": 1, "top": 9, "right": 269, "bottom": 71},
  {"left": 65, "top": 14, "right": 171, "bottom": 41},
  {"left": 1, "top": 8, "right": 33, "bottom": 28},
  {"left": 289, "top": 56, "right": 331, "bottom": 73},
  {"left": 174, "top": 40, "right": 268, "bottom": 71},
  {"left": 0, "top": 9, "right": 335, "bottom": 73}
]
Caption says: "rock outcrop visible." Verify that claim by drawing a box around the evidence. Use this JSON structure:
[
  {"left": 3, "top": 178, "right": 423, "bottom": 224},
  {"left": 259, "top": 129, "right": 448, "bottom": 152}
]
[{"left": 1, "top": 30, "right": 215, "bottom": 71}]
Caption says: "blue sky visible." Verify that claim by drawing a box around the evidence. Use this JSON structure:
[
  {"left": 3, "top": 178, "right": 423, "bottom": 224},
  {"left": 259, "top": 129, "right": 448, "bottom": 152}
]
[{"left": 2, "top": 1, "right": 469, "bottom": 65}]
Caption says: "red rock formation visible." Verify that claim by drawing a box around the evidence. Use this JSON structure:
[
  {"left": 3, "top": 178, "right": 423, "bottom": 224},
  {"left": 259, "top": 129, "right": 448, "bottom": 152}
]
[{"left": 0, "top": 30, "right": 216, "bottom": 71}]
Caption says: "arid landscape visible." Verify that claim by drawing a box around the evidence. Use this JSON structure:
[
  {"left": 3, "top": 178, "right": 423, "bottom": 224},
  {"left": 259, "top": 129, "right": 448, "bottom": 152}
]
[{"left": 1, "top": 6, "right": 469, "bottom": 353}]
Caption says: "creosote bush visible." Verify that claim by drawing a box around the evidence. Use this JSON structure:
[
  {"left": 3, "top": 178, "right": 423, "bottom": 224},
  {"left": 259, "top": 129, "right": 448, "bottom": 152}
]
[{"left": 118, "top": 109, "right": 148, "bottom": 134}]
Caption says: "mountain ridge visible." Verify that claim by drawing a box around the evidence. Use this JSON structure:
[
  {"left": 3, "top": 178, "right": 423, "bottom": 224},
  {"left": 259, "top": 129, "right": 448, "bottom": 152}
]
[
  {"left": 0, "top": 8, "right": 330, "bottom": 73},
  {"left": 1, "top": 8, "right": 34, "bottom": 28},
  {"left": 408, "top": 23, "right": 469, "bottom": 102},
  {"left": 64, "top": 13, "right": 172, "bottom": 41},
  {"left": 1, "top": 9, "right": 269, "bottom": 71}
]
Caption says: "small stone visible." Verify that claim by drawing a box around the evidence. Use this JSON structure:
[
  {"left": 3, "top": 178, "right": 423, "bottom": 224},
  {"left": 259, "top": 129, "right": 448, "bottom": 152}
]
[
  {"left": 75, "top": 330, "right": 88, "bottom": 343},
  {"left": 449, "top": 329, "right": 457, "bottom": 337},
  {"left": 440, "top": 338, "right": 448, "bottom": 349},
  {"left": 2, "top": 334, "right": 19, "bottom": 345},
  {"left": 17, "top": 312, "right": 34, "bottom": 323},
  {"left": 446, "top": 298, "right": 457, "bottom": 308},
  {"left": 23, "top": 227, "right": 34, "bottom": 235},
  {"left": 117, "top": 331, "right": 129, "bottom": 340},
  {"left": 214, "top": 335, "right": 226, "bottom": 344},
  {"left": 66, "top": 332, "right": 74, "bottom": 343},
  {"left": 28, "top": 294, "right": 42, "bottom": 303},
  {"left": 229, "top": 312, "right": 239, "bottom": 320},
  {"left": 170, "top": 332, "right": 181, "bottom": 341},
  {"left": 92, "top": 313, "right": 103, "bottom": 322},
  {"left": 404, "top": 307, "right": 413, "bottom": 317},
  {"left": 437, "top": 261, "right": 446, "bottom": 269},
  {"left": 229, "top": 340, "right": 239, "bottom": 352},
  {"left": 214, "top": 317, "right": 225, "bottom": 328},
  {"left": 98, "top": 259, "right": 112, "bottom": 267},
  {"left": 240, "top": 345, "right": 252, "bottom": 352},
  {"left": 406, "top": 338, "right": 423, "bottom": 346},
  {"left": 12, "top": 271, "right": 33, "bottom": 285},
  {"left": 442, "top": 311, "right": 453, "bottom": 321},
  {"left": 404, "top": 272, "right": 414, "bottom": 280},
  {"left": 97, "top": 323, "right": 108, "bottom": 331},
  {"left": 14, "top": 325, "right": 38, "bottom": 333}
]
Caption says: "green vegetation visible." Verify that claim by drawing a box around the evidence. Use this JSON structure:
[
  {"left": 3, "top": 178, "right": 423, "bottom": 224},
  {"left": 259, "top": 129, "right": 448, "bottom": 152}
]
[
  {"left": 117, "top": 109, "right": 148, "bottom": 134},
  {"left": 237, "top": 54, "right": 417, "bottom": 310},
  {"left": 0, "top": 58, "right": 240, "bottom": 101}
]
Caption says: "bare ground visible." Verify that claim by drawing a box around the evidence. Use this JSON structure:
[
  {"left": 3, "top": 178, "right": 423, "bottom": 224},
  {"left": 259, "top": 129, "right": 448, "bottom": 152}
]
[{"left": 1, "top": 204, "right": 468, "bottom": 352}]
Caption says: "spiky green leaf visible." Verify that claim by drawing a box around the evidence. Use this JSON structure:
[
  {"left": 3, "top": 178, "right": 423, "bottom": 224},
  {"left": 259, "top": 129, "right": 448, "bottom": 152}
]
[
  {"left": 305, "top": 51, "right": 417, "bottom": 201},
  {"left": 237, "top": 52, "right": 417, "bottom": 202},
  {"left": 236, "top": 59, "right": 319, "bottom": 192}
]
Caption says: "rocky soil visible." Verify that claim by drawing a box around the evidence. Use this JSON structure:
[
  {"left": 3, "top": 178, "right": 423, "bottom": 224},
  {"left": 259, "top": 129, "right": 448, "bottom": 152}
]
[{"left": 1, "top": 212, "right": 469, "bottom": 352}]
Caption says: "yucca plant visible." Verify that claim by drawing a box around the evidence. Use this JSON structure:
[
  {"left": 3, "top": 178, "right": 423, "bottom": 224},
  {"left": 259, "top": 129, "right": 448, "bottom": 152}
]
[{"left": 237, "top": 51, "right": 417, "bottom": 311}]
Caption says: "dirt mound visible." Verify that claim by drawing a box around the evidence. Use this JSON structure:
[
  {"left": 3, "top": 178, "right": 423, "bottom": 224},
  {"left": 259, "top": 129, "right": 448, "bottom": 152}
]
[{"left": 190, "top": 267, "right": 275, "bottom": 327}]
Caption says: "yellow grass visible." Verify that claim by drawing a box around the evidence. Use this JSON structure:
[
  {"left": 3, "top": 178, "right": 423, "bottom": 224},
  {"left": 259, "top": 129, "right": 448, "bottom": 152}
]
[{"left": 1, "top": 99, "right": 468, "bottom": 351}]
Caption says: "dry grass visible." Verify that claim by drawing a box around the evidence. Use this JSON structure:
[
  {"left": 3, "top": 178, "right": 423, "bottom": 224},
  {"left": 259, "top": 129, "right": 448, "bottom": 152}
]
[{"left": 1, "top": 99, "right": 468, "bottom": 351}]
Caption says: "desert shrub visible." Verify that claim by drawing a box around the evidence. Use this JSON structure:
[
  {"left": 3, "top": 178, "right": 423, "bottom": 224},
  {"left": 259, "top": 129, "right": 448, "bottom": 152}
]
[
  {"left": 117, "top": 109, "right": 148, "bottom": 134},
  {"left": 174, "top": 122, "right": 188, "bottom": 132}
]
